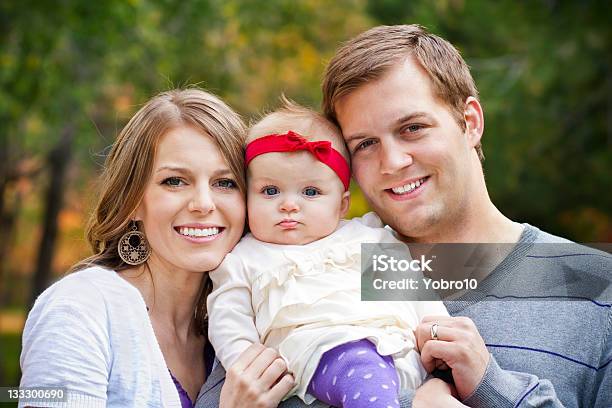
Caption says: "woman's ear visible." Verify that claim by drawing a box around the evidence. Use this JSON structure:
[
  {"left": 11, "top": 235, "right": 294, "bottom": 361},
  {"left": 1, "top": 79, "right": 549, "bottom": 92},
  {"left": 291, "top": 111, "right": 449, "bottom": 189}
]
[
  {"left": 340, "top": 190, "right": 351, "bottom": 218},
  {"left": 464, "top": 96, "right": 484, "bottom": 148},
  {"left": 132, "top": 204, "right": 143, "bottom": 222}
]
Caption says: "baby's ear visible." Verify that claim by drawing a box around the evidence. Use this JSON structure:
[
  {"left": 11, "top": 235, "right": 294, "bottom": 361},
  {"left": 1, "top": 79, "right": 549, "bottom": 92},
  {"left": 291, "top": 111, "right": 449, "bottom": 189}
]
[{"left": 340, "top": 190, "right": 351, "bottom": 218}]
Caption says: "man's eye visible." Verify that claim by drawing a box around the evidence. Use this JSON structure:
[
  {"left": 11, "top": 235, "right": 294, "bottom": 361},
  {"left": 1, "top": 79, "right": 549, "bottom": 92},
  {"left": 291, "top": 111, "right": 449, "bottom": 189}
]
[
  {"left": 262, "top": 186, "right": 280, "bottom": 196},
  {"left": 214, "top": 179, "right": 237, "bottom": 189},
  {"left": 162, "top": 177, "right": 185, "bottom": 187},
  {"left": 404, "top": 124, "right": 423, "bottom": 133},
  {"left": 355, "top": 139, "right": 377, "bottom": 152},
  {"left": 303, "top": 187, "right": 320, "bottom": 197}
]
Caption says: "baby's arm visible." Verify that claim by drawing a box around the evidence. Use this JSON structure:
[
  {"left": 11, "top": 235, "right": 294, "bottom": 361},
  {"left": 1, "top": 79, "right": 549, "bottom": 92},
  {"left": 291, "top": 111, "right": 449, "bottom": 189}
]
[{"left": 207, "top": 253, "right": 260, "bottom": 369}]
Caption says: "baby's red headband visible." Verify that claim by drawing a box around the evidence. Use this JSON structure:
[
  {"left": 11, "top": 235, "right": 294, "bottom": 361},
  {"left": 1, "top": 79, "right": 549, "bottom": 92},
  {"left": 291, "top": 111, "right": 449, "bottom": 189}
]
[{"left": 245, "top": 131, "right": 350, "bottom": 191}]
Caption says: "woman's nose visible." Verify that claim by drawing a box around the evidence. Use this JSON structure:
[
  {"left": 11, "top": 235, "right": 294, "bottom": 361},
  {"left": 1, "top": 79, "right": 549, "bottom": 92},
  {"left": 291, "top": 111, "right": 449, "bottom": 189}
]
[{"left": 188, "top": 186, "right": 216, "bottom": 214}]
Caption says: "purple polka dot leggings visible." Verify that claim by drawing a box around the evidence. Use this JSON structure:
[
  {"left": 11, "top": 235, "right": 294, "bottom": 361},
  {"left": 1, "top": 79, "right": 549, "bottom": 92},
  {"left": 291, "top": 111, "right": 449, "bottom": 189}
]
[{"left": 307, "top": 339, "right": 400, "bottom": 408}]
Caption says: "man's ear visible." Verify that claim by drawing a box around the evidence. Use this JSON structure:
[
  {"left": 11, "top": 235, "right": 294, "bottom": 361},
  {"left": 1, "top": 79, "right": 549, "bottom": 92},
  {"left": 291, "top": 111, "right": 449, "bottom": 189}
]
[
  {"left": 464, "top": 96, "right": 484, "bottom": 148},
  {"left": 340, "top": 190, "right": 351, "bottom": 218}
]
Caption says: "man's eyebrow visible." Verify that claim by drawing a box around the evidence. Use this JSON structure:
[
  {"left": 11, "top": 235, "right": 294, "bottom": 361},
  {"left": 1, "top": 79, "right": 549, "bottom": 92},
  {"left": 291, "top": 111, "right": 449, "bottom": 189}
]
[
  {"left": 345, "top": 132, "right": 370, "bottom": 144},
  {"left": 344, "top": 112, "right": 433, "bottom": 143},
  {"left": 395, "top": 112, "right": 432, "bottom": 124}
]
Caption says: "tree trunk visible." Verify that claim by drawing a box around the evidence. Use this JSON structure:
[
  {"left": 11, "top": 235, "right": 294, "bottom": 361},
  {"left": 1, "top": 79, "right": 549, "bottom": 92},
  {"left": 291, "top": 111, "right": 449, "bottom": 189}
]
[{"left": 29, "top": 124, "right": 75, "bottom": 307}]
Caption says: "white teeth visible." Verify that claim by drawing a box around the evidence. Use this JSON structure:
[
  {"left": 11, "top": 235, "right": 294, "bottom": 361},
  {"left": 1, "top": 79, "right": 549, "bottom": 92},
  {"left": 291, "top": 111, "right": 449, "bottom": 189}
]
[
  {"left": 391, "top": 178, "right": 427, "bottom": 195},
  {"left": 178, "top": 227, "right": 220, "bottom": 237}
]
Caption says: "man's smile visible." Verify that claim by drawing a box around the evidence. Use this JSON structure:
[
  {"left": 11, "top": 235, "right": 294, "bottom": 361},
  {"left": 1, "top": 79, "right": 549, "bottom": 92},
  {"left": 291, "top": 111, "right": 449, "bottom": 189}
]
[{"left": 385, "top": 176, "right": 430, "bottom": 200}]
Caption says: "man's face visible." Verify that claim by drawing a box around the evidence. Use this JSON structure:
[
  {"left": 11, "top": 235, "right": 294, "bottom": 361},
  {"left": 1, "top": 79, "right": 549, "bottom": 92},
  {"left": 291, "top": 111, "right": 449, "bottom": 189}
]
[{"left": 335, "top": 57, "right": 480, "bottom": 242}]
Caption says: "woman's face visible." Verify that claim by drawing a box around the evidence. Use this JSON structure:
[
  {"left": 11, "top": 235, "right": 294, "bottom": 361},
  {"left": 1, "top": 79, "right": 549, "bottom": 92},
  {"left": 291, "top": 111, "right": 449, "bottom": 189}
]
[{"left": 134, "top": 125, "right": 245, "bottom": 274}]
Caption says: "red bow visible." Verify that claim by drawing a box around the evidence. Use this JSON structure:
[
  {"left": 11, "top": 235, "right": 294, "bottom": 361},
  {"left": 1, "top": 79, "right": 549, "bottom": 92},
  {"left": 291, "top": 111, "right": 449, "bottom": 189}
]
[
  {"left": 245, "top": 131, "right": 350, "bottom": 190},
  {"left": 280, "top": 131, "right": 333, "bottom": 162}
]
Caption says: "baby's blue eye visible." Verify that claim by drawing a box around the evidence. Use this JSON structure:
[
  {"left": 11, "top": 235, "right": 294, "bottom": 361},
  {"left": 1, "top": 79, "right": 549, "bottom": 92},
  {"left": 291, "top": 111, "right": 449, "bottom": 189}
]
[
  {"left": 263, "top": 186, "right": 280, "bottom": 196},
  {"left": 303, "top": 187, "right": 320, "bottom": 197}
]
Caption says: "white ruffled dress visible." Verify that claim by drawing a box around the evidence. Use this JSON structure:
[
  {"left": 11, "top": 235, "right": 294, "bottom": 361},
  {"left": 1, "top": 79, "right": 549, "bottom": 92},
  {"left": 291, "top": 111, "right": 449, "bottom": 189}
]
[{"left": 208, "top": 213, "right": 448, "bottom": 402}]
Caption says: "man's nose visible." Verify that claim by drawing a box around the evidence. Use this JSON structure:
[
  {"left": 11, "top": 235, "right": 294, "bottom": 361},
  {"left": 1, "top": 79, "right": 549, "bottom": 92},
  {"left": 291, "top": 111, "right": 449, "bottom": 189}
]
[{"left": 380, "top": 138, "right": 413, "bottom": 175}]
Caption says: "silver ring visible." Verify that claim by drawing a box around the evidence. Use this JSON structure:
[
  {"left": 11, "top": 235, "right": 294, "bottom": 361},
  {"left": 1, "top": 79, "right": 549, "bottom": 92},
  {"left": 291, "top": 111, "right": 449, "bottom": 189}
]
[{"left": 430, "top": 323, "right": 439, "bottom": 340}]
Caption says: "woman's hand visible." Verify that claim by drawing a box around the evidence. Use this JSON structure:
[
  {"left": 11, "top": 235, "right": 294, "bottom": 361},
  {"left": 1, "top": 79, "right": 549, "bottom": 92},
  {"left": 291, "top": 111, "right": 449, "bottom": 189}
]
[
  {"left": 220, "top": 343, "right": 295, "bottom": 408},
  {"left": 413, "top": 378, "right": 467, "bottom": 408}
]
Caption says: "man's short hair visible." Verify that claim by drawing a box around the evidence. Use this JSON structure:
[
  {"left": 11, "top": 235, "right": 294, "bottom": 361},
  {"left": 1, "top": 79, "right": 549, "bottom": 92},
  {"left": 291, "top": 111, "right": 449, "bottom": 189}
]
[{"left": 322, "top": 24, "right": 484, "bottom": 161}]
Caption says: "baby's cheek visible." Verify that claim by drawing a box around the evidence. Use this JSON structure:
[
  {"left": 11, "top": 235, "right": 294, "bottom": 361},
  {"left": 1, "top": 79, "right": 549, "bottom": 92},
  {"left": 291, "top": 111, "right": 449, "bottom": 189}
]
[{"left": 247, "top": 211, "right": 273, "bottom": 241}]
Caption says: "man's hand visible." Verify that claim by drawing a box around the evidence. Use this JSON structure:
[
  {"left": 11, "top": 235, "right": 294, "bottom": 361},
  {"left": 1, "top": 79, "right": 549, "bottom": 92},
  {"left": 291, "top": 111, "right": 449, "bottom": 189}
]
[
  {"left": 412, "top": 378, "right": 467, "bottom": 408},
  {"left": 415, "top": 316, "right": 490, "bottom": 400}
]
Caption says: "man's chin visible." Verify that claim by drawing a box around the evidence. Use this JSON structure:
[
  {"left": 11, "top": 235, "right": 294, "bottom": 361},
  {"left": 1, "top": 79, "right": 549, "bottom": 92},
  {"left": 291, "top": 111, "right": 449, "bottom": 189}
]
[{"left": 374, "top": 204, "right": 439, "bottom": 240}]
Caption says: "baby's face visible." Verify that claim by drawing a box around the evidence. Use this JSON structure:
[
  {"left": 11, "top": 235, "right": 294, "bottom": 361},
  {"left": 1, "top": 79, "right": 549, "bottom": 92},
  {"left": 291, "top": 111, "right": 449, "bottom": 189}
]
[{"left": 247, "top": 151, "right": 350, "bottom": 245}]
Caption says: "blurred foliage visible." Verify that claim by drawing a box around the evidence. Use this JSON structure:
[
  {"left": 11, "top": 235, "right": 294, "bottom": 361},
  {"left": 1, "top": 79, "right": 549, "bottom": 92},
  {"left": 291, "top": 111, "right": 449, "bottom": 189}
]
[
  {"left": 0, "top": 332, "right": 21, "bottom": 386},
  {"left": 0, "top": 0, "right": 610, "bottom": 304},
  {"left": 0, "top": 0, "right": 372, "bottom": 304}
]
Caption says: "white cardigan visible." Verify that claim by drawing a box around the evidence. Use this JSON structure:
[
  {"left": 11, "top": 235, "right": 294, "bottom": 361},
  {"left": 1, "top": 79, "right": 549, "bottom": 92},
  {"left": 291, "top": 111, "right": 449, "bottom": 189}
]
[
  {"left": 208, "top": 213, "right": 448, "bottom": 402},
  {"left": 19, "top": 266, "right": 182, "bottom": 407}
]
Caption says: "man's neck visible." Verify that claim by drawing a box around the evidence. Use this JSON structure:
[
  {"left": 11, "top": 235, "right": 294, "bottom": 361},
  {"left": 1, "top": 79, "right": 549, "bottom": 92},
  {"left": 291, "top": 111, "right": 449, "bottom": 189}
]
[
  {"left": 399, "top": 200, "right": 524, "bottom": 289},
  {"left": 403, "top": 198, "right": 523, "bottom": 245}
]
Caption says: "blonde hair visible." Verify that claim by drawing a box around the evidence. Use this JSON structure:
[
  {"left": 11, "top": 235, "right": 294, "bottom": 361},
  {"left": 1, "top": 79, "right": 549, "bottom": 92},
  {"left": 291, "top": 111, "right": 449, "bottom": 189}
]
[
  {"left": 322, "top": 24, "right": 484, "bottom": 161},
  {"left": 248, "top": 96, "right": 350, "bottom": 164},
  {"left": 73, "top": 88, "right": 247, "bottom": 335}
]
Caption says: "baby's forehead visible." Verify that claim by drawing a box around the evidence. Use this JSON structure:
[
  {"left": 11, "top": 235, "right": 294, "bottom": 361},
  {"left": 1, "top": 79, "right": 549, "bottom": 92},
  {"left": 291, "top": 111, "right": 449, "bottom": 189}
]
[
  {"left": 250, "top": 116, "right": 336, "bottom": 141},
  {"left": 247, "top": 151, "right": 340, "bottom": 184},
  {"left": 249, "top": 114, "right": 345, "bottom": 151},
  {"left": 247, "top": 107, "right": 351, "bottom": 174}
]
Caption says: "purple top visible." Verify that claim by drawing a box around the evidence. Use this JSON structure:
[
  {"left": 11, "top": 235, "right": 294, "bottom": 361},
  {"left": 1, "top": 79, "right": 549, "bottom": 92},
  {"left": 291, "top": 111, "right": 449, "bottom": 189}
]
[
  {"left": 169, "top": 341, "right": 215, "bottom": 408},
  {"left": 170, "top": 370, "right": 194, "bottom": 408}
]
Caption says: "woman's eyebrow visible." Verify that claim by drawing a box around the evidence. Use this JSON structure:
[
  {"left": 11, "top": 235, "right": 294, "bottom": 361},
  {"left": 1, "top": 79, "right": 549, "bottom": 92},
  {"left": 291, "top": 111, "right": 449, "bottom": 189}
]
[
  {"left": 155, "top": 165, "right": 190, "bottom": 174},
  {"left": 211, "top": 168, "right": 233, "bottom": 177},
  {"left": 155, "top": 167, "right": 234, "bottom": 177}
]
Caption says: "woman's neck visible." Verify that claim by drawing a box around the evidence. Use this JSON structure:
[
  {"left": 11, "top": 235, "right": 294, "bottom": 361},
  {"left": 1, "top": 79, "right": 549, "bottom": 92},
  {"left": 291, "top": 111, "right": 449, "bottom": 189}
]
[{"left": 121, "top": 254, "right": 205, "bottom": 340}]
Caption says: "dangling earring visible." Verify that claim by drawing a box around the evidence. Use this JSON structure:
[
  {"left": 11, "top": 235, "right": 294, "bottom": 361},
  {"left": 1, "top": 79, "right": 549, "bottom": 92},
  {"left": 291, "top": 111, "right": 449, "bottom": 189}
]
[{"left": 118, "top": 221, "right": 150, "bottom": 265}]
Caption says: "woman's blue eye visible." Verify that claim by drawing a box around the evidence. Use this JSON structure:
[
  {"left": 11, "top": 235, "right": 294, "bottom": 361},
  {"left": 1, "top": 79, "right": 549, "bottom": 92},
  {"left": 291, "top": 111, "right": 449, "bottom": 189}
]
[
  {"left": 263, "top": 186, "right": 280, "bottom": 196},
  {"left": 215, "top": 179, "right": 237, "bottom": 189},
  {"left": 303, "top": 187, "right": 320, "bottom": 197},
  {"left": 355, "top": 139, "right": 376, "bottom": 152},
  {"left": 162, "top": 177, "right": 185, "bottom": 187}
]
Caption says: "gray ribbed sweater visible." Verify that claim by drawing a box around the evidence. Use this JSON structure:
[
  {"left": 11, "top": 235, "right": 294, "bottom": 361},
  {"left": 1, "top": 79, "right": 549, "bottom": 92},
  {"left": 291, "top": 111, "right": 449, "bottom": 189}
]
[{"left": 196, "top": 224, "right": 612, "bottom": 408}]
